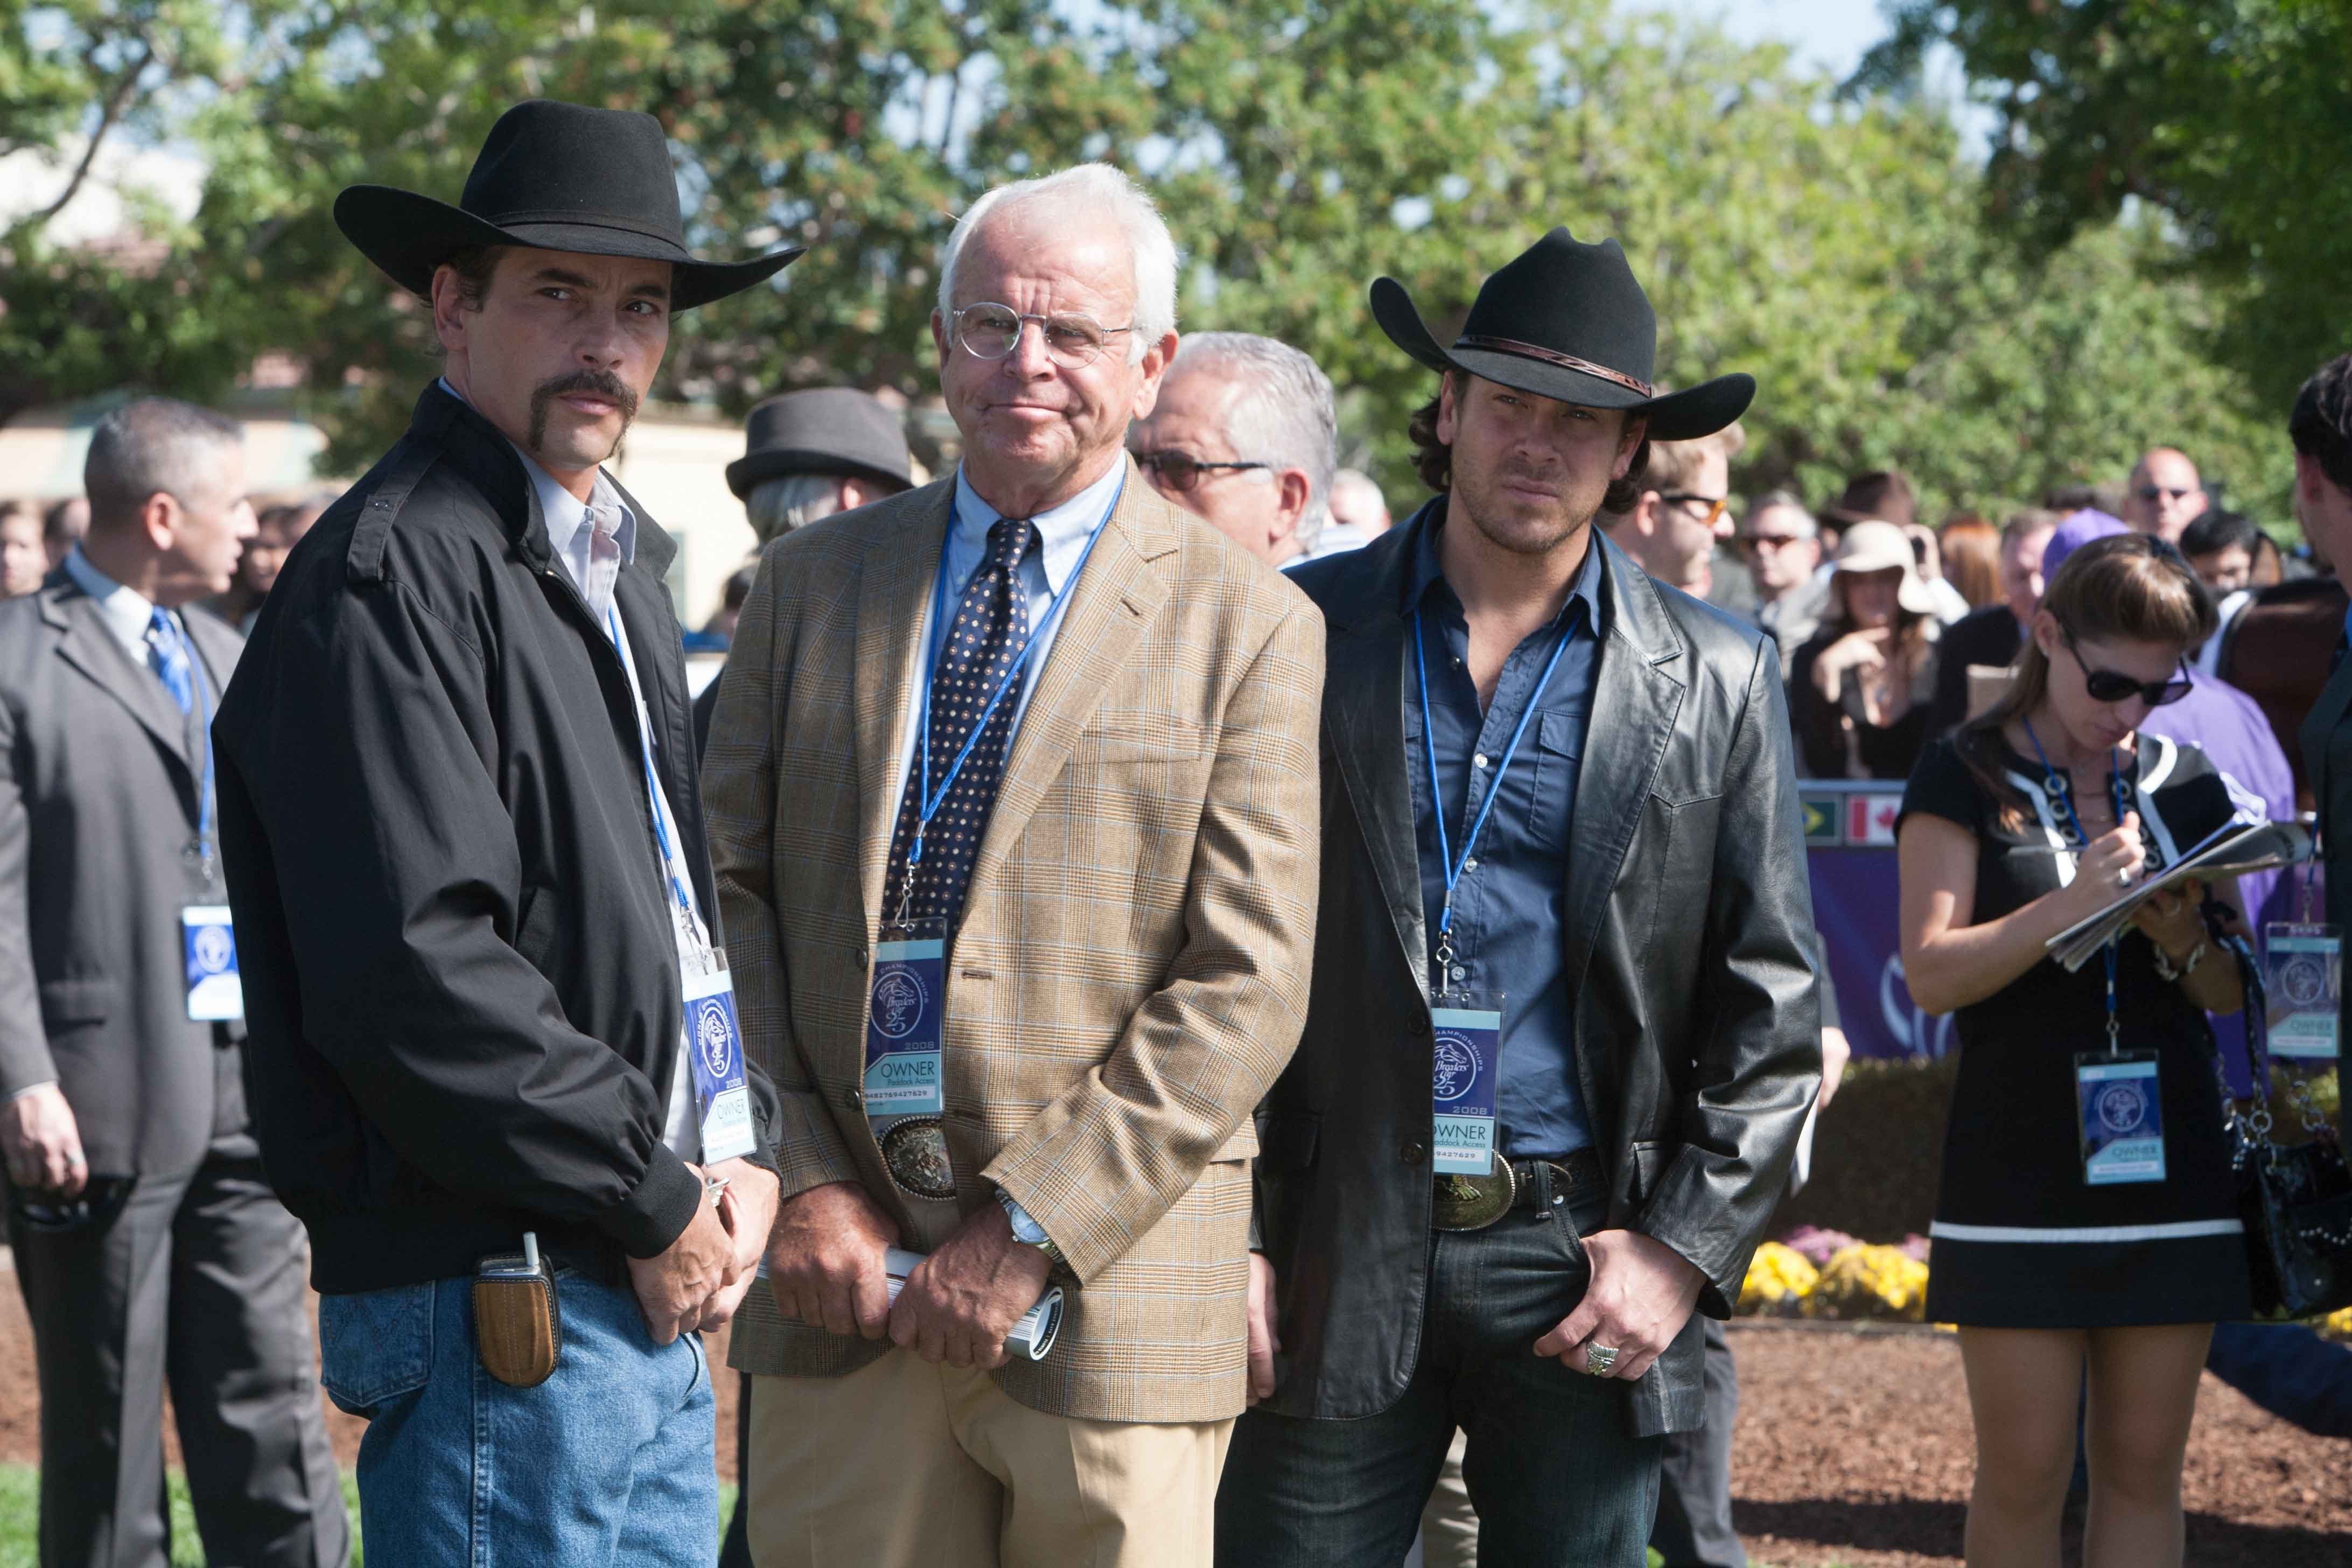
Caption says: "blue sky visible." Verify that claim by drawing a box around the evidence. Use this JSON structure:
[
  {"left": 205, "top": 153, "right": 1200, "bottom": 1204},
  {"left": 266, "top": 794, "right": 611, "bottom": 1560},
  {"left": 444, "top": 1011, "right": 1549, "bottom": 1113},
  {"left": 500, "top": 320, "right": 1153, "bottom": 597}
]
[{"left": 1637, "top": 0, "right": 1897, "bottom": 78}]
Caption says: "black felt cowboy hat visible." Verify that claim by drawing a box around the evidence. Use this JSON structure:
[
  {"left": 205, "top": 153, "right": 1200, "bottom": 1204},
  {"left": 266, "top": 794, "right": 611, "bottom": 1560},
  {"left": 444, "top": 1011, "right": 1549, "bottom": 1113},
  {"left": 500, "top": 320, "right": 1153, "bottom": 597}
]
[
  {"left": 1371, "top": 227, "right": 1753, "bottom": 441},
  {"left": 334, "top": 100, "right": 802, "bottom": 312},
  {"left": 725, "top": 389, "right": 916, "bottom": 500}
]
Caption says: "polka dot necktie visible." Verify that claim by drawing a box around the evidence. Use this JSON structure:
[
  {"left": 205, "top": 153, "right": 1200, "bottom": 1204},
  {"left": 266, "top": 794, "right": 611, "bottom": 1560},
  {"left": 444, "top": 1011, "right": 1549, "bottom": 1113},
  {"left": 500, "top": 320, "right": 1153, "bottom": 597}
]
[{"left": 884, "top": 515, "right": 1038, "bottom": 926}]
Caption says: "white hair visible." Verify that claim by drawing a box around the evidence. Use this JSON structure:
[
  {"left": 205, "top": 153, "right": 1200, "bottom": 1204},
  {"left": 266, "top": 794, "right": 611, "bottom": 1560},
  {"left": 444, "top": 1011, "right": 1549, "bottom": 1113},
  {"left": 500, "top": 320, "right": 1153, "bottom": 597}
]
[
  {"left": 1172, "top": 332, "right": 1339, "bottom": 552},
  {"left": 937, "top": 163, "right": 1179, "bottom": 365},
  {"left": 745, "top": 473, "right": 852, "bottom": 542}
]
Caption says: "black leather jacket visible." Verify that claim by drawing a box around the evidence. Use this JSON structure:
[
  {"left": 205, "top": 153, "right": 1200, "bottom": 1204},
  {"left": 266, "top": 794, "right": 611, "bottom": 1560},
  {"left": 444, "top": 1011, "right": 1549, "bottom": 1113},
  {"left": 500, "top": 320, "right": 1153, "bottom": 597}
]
[{"left": 1258, "top": 505, "right": 1821, "bottom": 1437}]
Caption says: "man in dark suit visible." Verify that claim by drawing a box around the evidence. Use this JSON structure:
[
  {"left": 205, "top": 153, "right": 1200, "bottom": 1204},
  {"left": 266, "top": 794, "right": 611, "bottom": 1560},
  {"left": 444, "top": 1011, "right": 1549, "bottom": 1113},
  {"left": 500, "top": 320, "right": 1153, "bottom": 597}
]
[
  {"left": 0, "top": 398, "right": 346, "bottom": 1568},
  {"left": 1217, "top": 231, "right": 1821, "bottom": 1567}
]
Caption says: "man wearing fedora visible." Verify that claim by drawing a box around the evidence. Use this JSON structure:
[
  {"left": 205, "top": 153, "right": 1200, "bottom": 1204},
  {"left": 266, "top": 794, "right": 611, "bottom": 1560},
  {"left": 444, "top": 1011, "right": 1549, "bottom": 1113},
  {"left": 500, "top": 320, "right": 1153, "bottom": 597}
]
[
  {"left": 701, "top": 161, "right": 1322, "bottom": 1568},
  {"left": 212, "top": 101, "right": 799, "bottom": 1565},
  {"left": 1217, "top": 229, "right": 1821, "bottom": 1566},
  {"left": 695, "top": 388, "right": 915, "bottom": 756}
]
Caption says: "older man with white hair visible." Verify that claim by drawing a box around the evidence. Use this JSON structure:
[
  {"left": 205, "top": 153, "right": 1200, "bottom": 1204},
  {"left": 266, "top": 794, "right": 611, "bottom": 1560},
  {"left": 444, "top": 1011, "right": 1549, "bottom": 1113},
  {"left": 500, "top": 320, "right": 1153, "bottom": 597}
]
[
  {"left": 1130, "top": 331, "right": 1336, "bottom": 570},
  {"left": 704, "top": 163, "right": 1325, "bottom": 1568}
]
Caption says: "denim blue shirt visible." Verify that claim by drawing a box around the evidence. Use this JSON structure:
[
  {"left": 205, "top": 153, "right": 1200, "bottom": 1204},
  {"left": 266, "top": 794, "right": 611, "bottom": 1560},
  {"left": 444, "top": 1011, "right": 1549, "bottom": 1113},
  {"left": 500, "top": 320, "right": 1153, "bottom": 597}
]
[{"left": 1405, "top": 505, "right": 1602, "bottom": 1157}]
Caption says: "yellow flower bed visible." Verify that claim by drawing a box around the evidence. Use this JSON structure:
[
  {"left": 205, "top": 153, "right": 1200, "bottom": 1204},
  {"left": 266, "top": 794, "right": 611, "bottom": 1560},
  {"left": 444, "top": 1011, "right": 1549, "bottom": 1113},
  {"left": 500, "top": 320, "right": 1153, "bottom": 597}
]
[
  {"left": 1802, "top": 1243, "right": 1931, "bottom": 1322},
  {"left": 1738, "top": 1241, "right": 1819, "bottom": 1313},
  {"left": 2321, "top": 1305, "right": 2352, "bottom": 1341}
]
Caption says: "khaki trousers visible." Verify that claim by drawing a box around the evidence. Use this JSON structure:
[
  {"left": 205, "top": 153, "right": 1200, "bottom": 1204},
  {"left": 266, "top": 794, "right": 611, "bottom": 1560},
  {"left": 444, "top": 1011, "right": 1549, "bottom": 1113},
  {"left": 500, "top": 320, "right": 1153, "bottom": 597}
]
[{"left": 746, "top": 1351, "right": 1233, "bottom": 1568}]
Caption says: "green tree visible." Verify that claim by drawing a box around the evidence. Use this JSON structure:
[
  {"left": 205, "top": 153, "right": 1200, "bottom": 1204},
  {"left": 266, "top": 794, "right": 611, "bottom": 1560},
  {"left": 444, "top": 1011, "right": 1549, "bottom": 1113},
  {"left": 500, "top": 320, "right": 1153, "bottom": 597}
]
[
  {"left": 1859, "top": 0, "right": 2352, "bottom": 416},
  {"left": 0, "top": 0, "right": 2295, "bottom": 525}
]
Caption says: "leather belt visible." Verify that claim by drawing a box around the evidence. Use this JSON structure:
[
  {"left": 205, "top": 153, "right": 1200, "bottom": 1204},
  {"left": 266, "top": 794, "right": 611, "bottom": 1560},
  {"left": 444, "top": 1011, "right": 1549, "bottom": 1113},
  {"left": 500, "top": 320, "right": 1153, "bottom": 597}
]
[{"left": 1431, "top": 1147, "right": 1606, "bottom": 1233}]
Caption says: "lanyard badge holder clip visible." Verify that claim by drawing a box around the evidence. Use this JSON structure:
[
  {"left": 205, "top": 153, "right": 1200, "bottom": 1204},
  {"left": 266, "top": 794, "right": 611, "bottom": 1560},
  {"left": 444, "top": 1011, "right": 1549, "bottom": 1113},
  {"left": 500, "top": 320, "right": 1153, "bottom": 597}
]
[
  {"left": 176, "top": 648, "right": 242, "bottom": 1024},
  {"left": 2263, "top": 864, "right": 2341, "bottom": 1067},
  {"left": 605, "top": 605, "right": 755, "bottom": 1165},
  {"left": 865, "top": 485, "right": 1122, "bottom": 1203},
  {"left": 1417, "top": 607, "right": 1569, "bottom": 1230},
  {"left": 2029, "top": 724, "right": 2169, "bottom": 1187}
]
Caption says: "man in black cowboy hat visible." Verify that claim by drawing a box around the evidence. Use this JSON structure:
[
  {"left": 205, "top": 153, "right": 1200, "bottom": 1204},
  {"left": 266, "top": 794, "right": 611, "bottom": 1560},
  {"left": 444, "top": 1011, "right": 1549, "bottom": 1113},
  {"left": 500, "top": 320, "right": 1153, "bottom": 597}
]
[
  {"left": 213, "top": 100, "right": 800, "bottom": 1566},
  {"left": 1216, "top": 228, "right": 1821, "bottom": 1566}
]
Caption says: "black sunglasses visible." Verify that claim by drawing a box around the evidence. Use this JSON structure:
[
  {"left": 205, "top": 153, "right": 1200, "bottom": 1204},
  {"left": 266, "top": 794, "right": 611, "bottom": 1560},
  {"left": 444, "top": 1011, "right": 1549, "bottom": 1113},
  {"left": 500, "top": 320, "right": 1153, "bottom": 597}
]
[
  {"left": 1132, "top": 450, "right": 1270, "bottom": 493},
  {"left": 2062, "top": 635, "right": 2193, "bottom": 708},
  {"left": 8, "top": 1174, "right": 136, "bottom": 1234}
]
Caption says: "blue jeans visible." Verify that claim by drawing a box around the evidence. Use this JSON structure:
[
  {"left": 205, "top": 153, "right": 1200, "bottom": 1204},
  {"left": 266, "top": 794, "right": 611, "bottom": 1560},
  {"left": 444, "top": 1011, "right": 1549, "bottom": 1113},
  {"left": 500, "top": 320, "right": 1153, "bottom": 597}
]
[
  {"left": 1216, "top": 1179, "right": 1664, "bottom": 1567},
  {"left": 318, "top": 1269, "right": 716, "bottom": 1568}
]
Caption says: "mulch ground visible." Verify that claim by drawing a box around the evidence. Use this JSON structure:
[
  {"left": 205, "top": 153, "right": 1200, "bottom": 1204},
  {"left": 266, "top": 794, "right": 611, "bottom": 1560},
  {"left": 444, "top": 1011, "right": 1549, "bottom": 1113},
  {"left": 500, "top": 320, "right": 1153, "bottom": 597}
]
[
  {"left": 0, "top": 1269, "right": 2341, "bottom": 1563},
  {"left": 1725, "top": 1320, "right": 2351, "bottom": 1567}
]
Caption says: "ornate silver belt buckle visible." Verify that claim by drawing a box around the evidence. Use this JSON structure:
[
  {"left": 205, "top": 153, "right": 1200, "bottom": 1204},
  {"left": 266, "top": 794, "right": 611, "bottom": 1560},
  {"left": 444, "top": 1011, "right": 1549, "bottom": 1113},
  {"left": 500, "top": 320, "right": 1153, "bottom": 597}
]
[
  {"left": 1430, "top": 1163, "right": 1515, "bottom": 1231},
  {"left": 879, "top": 1117, "right": 956, "bottom": 1200}
]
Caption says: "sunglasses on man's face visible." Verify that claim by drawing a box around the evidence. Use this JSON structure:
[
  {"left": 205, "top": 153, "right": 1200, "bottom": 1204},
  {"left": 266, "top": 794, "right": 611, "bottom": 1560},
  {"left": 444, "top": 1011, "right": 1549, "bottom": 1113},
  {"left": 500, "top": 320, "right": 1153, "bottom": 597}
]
[
  {"left": 2134, "top": 484, "right": 2195, "bottom": 503},
  {"left": 2063, "top": 636, "right": 2193, "bottom": 708},
  {"left": 1132, "top": 450, "right": 1270, "bottom": 493},
  {"left": 1661, "top": 492, "right": 1728, "bottom": 528}
]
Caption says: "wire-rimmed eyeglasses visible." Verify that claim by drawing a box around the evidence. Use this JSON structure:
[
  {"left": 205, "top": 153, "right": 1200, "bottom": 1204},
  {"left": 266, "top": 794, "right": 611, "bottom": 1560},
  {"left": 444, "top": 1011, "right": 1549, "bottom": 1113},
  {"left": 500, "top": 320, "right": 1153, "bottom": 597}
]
[{"left": 953, "top": 303, "right": 1133, "bottom": 368}]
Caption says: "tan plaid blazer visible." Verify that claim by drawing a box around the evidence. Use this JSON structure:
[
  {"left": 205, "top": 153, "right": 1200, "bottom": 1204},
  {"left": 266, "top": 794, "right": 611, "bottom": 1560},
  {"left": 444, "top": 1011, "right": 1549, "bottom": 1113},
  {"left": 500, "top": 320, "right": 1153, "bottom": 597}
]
[{"left": 703, "top": 458, "right": 1324, "bottom": 1423}]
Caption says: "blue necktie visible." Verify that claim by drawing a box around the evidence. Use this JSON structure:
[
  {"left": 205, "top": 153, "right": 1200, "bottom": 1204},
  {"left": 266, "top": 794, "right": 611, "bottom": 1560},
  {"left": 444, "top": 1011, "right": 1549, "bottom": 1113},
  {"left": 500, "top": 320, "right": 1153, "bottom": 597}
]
[
  {"left": 146, "top": 608, "right": 194, "bottom": 715},
  {"left": 885, "top": 516, "right": 1037, "bottom": 925}
]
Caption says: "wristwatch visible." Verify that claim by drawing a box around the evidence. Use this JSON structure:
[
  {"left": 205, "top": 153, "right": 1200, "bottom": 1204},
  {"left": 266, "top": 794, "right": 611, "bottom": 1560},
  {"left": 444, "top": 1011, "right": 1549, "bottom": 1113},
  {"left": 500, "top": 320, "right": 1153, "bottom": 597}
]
[{"left": 995, "top": 1187, "right": 1066, "bottom": 1269}]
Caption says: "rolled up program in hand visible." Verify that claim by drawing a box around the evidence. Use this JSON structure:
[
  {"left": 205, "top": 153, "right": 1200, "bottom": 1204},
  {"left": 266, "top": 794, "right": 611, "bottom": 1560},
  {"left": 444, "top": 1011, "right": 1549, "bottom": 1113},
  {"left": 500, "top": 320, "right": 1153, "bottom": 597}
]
[{"left": 884, "top": 1245, "right": 1065, "bottom": 1360}]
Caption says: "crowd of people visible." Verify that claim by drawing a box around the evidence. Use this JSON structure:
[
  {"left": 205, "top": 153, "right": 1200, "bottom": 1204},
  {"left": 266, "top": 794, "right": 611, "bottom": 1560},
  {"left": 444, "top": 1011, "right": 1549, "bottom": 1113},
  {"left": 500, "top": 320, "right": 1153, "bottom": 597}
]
[{"left": 3, "top": 96, "right": 2350, "bottom": 1568}]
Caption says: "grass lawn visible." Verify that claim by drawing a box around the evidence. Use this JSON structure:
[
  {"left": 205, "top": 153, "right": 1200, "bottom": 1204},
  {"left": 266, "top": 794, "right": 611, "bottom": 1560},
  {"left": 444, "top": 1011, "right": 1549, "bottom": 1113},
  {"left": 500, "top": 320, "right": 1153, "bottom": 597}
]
[{"left": 0, "top": 1467, "right": 743, "bottom": 1566}]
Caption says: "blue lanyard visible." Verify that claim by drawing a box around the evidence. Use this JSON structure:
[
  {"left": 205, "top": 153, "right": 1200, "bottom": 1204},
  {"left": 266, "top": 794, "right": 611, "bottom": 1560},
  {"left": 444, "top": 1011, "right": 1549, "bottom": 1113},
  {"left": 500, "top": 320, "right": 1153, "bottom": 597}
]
[
  {"left": 605, "top": 605, "right": 703, "bottom": 942},
  {"left": 186, "top": 631, "right": 217, "bottom": 885},
  {"left": 2025, "top": 719, "right": 2131, "bottom": 1051},
  {"left": 902, "top": 476, "right": 1124, "bottom": 897},
  {"left": 1412, "top": 599, "right": 1576, "bottom": 979}
]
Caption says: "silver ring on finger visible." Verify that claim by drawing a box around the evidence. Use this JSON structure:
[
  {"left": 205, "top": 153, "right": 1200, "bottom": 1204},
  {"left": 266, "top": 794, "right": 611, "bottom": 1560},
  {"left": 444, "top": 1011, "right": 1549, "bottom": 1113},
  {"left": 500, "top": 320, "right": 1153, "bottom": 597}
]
[{"left": 1584, "top": 1342, "right": 1621, "bottom": 1377}]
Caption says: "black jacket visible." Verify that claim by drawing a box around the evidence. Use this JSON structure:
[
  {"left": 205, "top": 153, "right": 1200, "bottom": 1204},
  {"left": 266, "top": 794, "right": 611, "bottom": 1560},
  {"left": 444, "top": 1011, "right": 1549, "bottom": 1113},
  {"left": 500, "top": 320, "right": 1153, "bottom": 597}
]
[
  {"left": 215, "top": 386, "right": 779, "bottom": 1294},
  {"left": 1259, "top": 510, "right": 1821, "bottom": 1437}
]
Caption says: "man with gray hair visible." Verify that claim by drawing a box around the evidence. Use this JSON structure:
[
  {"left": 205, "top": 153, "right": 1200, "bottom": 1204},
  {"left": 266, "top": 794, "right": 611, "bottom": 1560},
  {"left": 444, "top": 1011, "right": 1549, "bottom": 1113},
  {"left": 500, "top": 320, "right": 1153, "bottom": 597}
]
[
  {"left": 1, "top": 397, "right": 349, "bottom": 1566},
  {"left": 705, "top": 160, "right": 1322, "bottom": 1567},
  {"left": 1130, "top": 331, "right": 1336, "bottom": 570}
]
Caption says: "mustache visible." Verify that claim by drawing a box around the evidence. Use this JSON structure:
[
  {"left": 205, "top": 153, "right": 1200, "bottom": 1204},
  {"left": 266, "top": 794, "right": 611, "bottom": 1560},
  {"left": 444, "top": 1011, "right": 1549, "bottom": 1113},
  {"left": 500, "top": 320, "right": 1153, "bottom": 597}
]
[{"left": 528, "top": 370, "right": 641, "bottom": 450}]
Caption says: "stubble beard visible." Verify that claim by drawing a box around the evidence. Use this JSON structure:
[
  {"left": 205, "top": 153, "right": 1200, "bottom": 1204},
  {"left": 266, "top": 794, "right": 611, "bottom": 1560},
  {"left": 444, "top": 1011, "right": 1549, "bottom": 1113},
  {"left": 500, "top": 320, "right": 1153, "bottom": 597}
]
[{"left": 1455, "top": 466, "right": 1602, "bottom": 559}]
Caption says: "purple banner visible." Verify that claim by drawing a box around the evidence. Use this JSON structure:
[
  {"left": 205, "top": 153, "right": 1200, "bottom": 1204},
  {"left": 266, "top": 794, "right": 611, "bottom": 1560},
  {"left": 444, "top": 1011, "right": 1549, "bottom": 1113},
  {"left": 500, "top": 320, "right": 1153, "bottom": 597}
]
[{"left": 1808, "top": 845, "right": 1954, "bottom": 1062}]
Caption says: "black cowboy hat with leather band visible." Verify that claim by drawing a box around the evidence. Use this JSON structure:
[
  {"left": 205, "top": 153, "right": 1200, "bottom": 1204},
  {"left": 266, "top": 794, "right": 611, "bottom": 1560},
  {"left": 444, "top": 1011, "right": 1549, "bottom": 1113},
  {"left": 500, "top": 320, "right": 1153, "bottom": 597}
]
[
  {"left": 1371, "top": 226, "right": 1753, "bottom": 442},
  {"left": 335, "top": 99, "right": 802, "bottom": 312},
  {"left": 726, "top": 388, "right": 916, "bottom": 500}
]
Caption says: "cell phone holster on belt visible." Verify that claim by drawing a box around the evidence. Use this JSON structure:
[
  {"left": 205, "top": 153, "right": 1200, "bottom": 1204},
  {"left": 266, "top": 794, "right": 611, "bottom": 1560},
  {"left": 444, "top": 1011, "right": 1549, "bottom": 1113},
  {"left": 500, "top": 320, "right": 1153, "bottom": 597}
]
[{"left": 473, "top": 1231, "right": 561, "bottom": 1388}]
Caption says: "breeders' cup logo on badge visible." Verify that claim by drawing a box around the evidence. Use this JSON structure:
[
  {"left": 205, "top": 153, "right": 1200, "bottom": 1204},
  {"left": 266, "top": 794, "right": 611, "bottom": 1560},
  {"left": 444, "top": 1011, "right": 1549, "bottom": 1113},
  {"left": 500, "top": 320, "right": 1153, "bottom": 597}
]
[
  {"left": 191, "top": 925, "right": 233, "bottom": 976},
  {"left": 2282, "top": 955, "right": 2328, "bottom": 1009},
  {"left": 2095, "top": 1081, "right": 2149, "bottom": 1135},
  {"left": 873, "top": 970, "right": 927, "bottom": 1041},
  {"left": 1431, "top": 1031, "right": 1481, "bottom": 1103},
  {"left": 695, "top": 998, "right": 736, "bottom": 1077}
]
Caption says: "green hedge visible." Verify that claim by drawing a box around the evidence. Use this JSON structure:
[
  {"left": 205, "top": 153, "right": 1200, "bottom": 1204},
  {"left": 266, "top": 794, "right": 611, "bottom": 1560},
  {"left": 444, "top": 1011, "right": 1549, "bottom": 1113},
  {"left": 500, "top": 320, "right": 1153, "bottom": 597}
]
[{"left": 1769, "top": 1055, "right": 1959, "bottom": 1243}]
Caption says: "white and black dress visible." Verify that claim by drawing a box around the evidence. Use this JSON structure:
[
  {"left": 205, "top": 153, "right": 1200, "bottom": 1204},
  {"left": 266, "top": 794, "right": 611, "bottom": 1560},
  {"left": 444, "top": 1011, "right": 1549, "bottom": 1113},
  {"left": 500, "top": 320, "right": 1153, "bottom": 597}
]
[{"left": 1903, "top": 731, "right": 2254, "bottom": 1327}]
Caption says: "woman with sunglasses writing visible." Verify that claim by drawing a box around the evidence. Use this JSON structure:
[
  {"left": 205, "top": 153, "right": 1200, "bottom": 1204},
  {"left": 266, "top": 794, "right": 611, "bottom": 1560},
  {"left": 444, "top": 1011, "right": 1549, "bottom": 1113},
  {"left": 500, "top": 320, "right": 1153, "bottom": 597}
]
[{"left": 1897, "top": 533, "right": 2250, "bottom": 1568}]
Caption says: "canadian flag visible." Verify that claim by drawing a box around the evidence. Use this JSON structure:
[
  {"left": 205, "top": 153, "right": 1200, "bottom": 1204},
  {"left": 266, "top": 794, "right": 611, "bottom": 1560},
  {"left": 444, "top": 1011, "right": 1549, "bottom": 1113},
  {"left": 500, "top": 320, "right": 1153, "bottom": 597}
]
[{"left": 1847, "top": 794, "right": 1902, "bottom": 846}]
